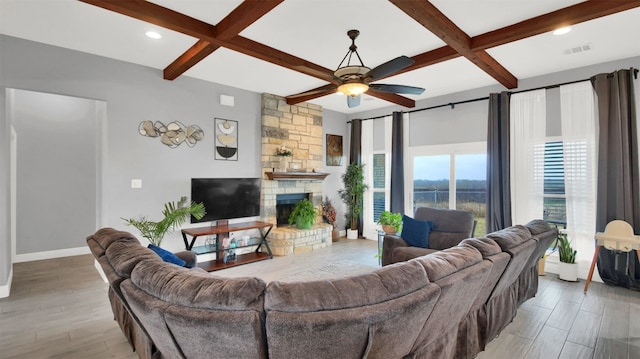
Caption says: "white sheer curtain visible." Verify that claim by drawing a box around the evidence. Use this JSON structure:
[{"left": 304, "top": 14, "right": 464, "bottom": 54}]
[
  {"left": 560, "top": 81, "right": 598, "bottom": 266},
  {"left": 361, "top": 119, "right": 375, "bottom": 239},
  {"left": 510, "top": 89, "right": 547, "bottom": 224}
]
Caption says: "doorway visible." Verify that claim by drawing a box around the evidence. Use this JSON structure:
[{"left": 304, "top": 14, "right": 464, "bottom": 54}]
[{"left": 7, "top": 89, "right": 105, "bottom": 260}]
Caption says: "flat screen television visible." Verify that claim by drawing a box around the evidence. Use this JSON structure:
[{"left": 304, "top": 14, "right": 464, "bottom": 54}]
[{"left": 191, "top": 178, "right": 261, "bottom": 223}]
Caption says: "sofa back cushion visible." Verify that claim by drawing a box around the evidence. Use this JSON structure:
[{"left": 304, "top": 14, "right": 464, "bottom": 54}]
[
  {"left": 264, "top": 260, "right": 440, "bottom": 359},
  {"left": 460, "top": 237, "right": 511, "bottom": 311},
  {"left": 523, "top": 220, "right": 558, "bottom": 269},
  {"left": 485, "top": 226, "right": 537, "bottom": 299},
  {"left": 414, "top": 207, "right": 475, "bottom": 250},
  {"left": 87, "top": 227, "right": 139, "bottom": 257},
  {"left": 412, "top": 244, "right": 492, "bottom": 357},
  {"left": 122, "top": 259, "right": 268, "bottom": 359},
  {"left": 106, "top": 240, "right": 160, "bottom": 278}
]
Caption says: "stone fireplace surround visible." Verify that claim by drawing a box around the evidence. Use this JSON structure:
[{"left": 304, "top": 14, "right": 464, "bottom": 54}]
[{"left": 260, "top": 94, "right": 332, "bottom": 256}]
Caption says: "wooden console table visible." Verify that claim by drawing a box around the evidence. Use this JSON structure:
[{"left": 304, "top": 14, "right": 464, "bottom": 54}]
[{"left": 181, "top": 221, "right": 273, "bottom": 272}]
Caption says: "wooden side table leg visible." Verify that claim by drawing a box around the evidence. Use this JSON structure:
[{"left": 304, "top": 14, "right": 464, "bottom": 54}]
[{"left": 584, "top": 245, "right": 601, "bottom": 294}]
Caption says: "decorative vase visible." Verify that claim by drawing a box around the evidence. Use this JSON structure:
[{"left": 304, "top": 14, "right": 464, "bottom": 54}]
[
  {"left": 279, "top": 157, "right": 289, "bottom": 172},
  {"left": 331, "top": 228, "right": 340, "bottom": 242},
  {"left": 347, "top": 228, "right": 358, "bottom": 239},
  {"left": 558, "top": 262, "right": 578, "bottom": 282},
  {"left": 382, "top": 225, "right": 398, "bottom": 235}
]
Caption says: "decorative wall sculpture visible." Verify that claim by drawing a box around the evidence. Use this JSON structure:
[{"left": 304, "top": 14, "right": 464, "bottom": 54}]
[
  {"left": 138, "top": 120, "right": 204, "bottom": 148},
  {"left": 215, "top": 118, "right": 238, "bottom": 160}
]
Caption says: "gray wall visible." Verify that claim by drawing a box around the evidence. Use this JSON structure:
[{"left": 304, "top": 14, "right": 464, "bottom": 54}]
[
  {"left": 321, "top": 108, "right": 349, "bottom": 231},
  {"left": 350, "top": 56, "right": 640, "bottom": 146},
  {"left": 0, "top": 35, "right": 349, "bottom": 289}
]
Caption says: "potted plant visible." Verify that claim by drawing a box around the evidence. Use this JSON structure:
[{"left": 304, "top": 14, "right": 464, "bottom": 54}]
[
  {"left": 321, "top": 197, "right": 339, "bottom": 241},
  {"left": 377, "top": 211, "right": 403, "bottom": 234},
  {"left": 288, "top": 198, "right": 317, "bottom": 229},
  {"left": 339, "top": 162, "right": 368, "bottom": 239},
  {"left": 557, "top": 232, "right": 578, "bottom": 281},
  {"left": 122, "top": 196, "right": 206, "bottom": 247}
]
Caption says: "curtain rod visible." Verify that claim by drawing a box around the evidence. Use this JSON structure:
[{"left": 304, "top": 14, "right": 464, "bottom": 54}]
[{"left": 349, "top": 67, "right": 638, "bottom": 123}]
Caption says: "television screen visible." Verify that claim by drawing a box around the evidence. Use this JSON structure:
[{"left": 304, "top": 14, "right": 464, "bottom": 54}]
[{"left": 191, "top": 178, "right": 261, "bottom": 223}]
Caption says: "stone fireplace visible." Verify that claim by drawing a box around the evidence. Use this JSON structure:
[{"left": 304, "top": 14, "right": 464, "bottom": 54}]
[{"left": 260, "top": 93, "right": 332, "bottom": 256}]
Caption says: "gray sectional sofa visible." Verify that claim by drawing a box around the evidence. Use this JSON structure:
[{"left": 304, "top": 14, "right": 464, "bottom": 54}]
[{"left": 87, "top": 219, "right": 556, "bottom": 359}]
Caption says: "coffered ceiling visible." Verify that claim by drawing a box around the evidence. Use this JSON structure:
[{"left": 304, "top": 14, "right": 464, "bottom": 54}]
[{"left": 1, "top": 0, "right": 639, "bottom": 114}]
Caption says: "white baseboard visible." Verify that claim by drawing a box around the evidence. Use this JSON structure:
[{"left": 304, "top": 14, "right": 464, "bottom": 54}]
[
  {"left": 0, "top": 267, "right": 13, "bottom": 298},
  {"left": 14, "top": 246, "right": 90, "bottom": 263}
]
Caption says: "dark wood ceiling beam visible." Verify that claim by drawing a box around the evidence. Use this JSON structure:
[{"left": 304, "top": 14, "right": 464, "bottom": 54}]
[
  {"left": 164, "top": 40, "right": 219, "bottom": 80},
  {"left": 79, "top": 0, "right": 336, "bottom": 83},
  {"left": 472, "top": 0, "right": 640, "bottom": 51},
  {"left": 390, "top": 0, "right": 518, "bottom": 89},
  {"left": 79, "top": 0, "right": 217, "bottom": 40},
  {"left": 286, "top": 85, "right": 339, "bottom": 105},
  {"left": 163, "top": 0, "right": 283, "bottom": 80},
  {"left": 366, "top": 91, "right": 416, "bottom": 108}
]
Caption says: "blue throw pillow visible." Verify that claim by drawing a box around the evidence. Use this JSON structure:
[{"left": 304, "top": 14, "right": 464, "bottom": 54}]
[
  {"left": 148, "top": 244, "right": 187, "bottom": 267},
  {"left": 401, "top": 215, "right": 434, "bottom": 248}
]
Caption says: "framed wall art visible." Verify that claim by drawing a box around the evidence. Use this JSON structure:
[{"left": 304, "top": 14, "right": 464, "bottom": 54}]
[
  {"left": 326, "top": 134, "right": 343, "bottom": 166},
  {"left": 214, "top": 118, "right": 238, "bottom": 161}
]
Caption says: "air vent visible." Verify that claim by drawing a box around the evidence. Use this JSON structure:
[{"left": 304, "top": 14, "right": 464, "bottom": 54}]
[{"left": 563, "top": 43, "right": 592, "bottom": 55}]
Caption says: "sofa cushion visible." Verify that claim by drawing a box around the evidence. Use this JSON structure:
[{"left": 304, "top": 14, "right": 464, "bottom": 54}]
[
  {"left": 106, "top": 240, "right": 161, "bottom": 278},
  {"left": 147, "top": 244, "right": 187, "bottom": 267},
  {"left": 392, "top": 246, "right": 439, "bottom": 263},
  {"left": 486, "top": 225, "right": 531, "bottom": 251},
  {"left": 417, "top": 242, "right": 483, "bottom": 282},
  {"left": 401, "top": 215, "right": 434, "bottom": 248}
]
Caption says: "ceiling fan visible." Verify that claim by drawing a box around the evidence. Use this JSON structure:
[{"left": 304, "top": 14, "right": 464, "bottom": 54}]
[{"left": 286, "top": 29, "right": 425, "bottom": 108}]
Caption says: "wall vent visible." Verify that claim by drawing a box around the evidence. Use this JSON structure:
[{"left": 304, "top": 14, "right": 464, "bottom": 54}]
[{"left": 563, "top": 43, "right": 592, "bottom": 55}]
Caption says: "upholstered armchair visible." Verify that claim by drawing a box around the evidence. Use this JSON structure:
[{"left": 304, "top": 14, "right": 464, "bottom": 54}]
[{"left": 382, "top": 207, "right": 476, "bottom": 266}]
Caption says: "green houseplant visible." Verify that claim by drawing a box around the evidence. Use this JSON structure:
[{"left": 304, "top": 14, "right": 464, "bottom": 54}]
[
  {"left": 377, "top": 211, "right": 403, "bottom": 234},
  {"left": 557, "top": 232, "right": 578, "bottom": 281},
  {"left": 288, "top": 198, "right": 317, "bottom": 229},
  {"left": 123, "top": 196, "right": 206, "bottom": 246},
  {"left": 339, "top": 162, "right": 368, "bottom": 239}
]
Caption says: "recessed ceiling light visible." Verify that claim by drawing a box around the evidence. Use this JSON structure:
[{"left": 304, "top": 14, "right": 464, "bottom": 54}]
[
  {"left": 553, "top": 26, "right": 572, "bottom": 35},
  {"left": 145, "top": 31, "right": 162, "bottom": 39}
]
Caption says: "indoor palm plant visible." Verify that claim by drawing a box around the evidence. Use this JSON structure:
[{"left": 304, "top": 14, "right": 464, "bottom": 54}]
[
  {"left": 123, "top": 196, "right": 206, "bottom": 246},
  {"left": 557, "top": 232, "right": 578, "bottom": 281},
  {"left": 288, "top": 198, "right": 317, "bottom": 229},
  {"left": 377, "top": 211, "right": 403, "bottom": 234},
  {"left": 339, "top": 162, "right": 368, "bottom": 239}
]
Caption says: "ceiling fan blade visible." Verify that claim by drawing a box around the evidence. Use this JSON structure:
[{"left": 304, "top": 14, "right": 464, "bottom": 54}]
[
  {"left": 347, "top": 95, "right": 361, "bottom": 108},
  {"left": 286, "top": 84, "right": 337, "bottom": 105},
  {"left": 365, "top": 56, "right": 415, "bottom": 81},
  {"left": 367, "top": 90, "right": 416, "bottom": 108},
  {"left": 369, "top": 83, "right": 425, "bottom": 95}
]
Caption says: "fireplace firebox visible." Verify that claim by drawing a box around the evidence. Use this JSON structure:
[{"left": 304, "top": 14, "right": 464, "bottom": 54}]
[{"left": 276, "top": 193, "right": 310, "bottom": 227}]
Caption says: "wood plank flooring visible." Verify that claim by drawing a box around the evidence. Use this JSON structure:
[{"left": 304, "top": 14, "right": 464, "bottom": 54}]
[{"left": 1, "top": 239, "right": 639, "bottom": 358}]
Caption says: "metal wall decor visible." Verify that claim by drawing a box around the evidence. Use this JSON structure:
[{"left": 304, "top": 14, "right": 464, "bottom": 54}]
[
  {"left": 215, "top": 118, "right": 238, "bottom": 160},
  {"left": 138, "top": 120, "right": 204, "bottom": 148},
  {"left": 326, "top": 134, "right": 343, "bottom": 166}
]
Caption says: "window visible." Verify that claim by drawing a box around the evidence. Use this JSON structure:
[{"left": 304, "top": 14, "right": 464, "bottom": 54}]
[
  {"left": 372, "top": 153, "right": 386, "bottom": 223},
  {"left": 409, "top": 142, "right": 486, "bottom": 236},
  {"left": 543, "top": 141, "right": 567, "bottom": 227}
]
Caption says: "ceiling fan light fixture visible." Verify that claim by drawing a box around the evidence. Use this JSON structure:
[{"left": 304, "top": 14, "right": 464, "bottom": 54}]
[{"left": 338, "top": 82, "right": 369, "bottom": 97}]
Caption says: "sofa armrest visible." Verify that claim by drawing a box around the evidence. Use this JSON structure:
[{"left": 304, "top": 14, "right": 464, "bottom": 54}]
[
  {"left": 175, "top": 250, "right": 197, "bottom": 268},
  {"left": 382, "top": 235, "right": 408, "bottom": 266}
]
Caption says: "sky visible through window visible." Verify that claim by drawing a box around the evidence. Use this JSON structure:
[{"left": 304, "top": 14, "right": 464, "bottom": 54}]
[{"left": 414, "top": 153, "right": 486, "bottom": 181}]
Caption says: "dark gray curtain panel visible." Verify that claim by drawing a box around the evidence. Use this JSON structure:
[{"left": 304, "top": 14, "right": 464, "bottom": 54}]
[
  {"left": 486, "top": 92, "right": 512, "bottom": 233},
  {"left": 592, "top": 68, "right": 640, "bottom": 290},
  {"left": 390, "top": 112, "right": 405, "bottom": 214},
  {"left": 349, "top": 119, "right": 363, "bottom": 235}
]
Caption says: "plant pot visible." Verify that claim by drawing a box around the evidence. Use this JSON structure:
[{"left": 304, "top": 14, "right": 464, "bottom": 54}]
[
  {"left": 279, "top": 157, "right": 289, "bottom": 172},
  {"left": 558, "top": 262, "right": 578, "bottom": 282},
  {"left": 382, "top": 225, "right": 398, "bottom": 235},
  {"left": 346, "top": 228, "right": 358, "bottom": 239},
  {"left": 538, "top": 257, "right": 546, "bottom": 276},
  {"left": 331, "top": 228, "right": 340, "bottom": 242},
  {"left": 295, "top": 217, "right": 313, "bottom": 229}
]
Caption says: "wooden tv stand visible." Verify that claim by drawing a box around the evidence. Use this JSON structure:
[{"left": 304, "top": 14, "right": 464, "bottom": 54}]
[{"left": 181, "top": 221, "right": 273, "bottom": 272}]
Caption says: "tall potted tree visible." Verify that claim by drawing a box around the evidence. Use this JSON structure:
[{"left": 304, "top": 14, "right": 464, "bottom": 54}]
[{"left": 339, "top": 162, "right": 368, "bottom": 239}]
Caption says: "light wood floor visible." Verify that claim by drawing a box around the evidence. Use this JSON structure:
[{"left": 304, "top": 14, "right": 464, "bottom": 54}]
[{"left": 1, "top": 239, "right": 639, "bottom": 359}]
